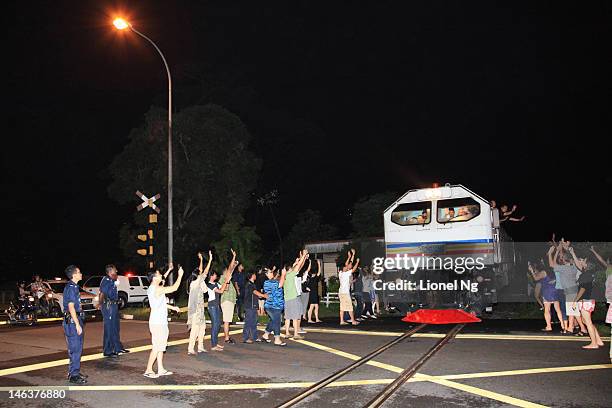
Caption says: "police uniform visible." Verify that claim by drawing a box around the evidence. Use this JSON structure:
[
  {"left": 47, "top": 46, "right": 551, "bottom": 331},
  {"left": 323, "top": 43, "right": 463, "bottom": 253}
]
[
  {"left": 62, "top": 281, "right": 84, "bottom": 379},
  {"left": 100, "top": 276, "right": 124, "bottom": 355}
]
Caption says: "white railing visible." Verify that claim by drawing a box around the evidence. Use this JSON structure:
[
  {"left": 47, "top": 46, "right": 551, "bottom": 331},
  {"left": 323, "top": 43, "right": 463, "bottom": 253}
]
[{"left": 323, "top": 292, "right": 339, "bottom": 307}]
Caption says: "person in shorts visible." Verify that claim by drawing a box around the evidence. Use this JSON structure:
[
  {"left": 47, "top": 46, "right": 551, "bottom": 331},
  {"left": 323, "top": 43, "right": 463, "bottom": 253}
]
[
  {"left": 528, "top": 261, "right": 565, "bottom": 332},
  {"left": 339, "top": 249, "right": 360, "bottom": 326},
  {"left": 144, "top": 266, "right": 183, "bottom": 378},
  {"left": 282, "top": 250, "right": 310, "bottom": 339},
  {"left": 219, "top": 250, "right": 238, "bottom": 344},
  {"left": 569, "top": 247, "right": 603, "bottom": 349},
  {"left": 590, "top": 246, "right": 612, "bottom": 361}
]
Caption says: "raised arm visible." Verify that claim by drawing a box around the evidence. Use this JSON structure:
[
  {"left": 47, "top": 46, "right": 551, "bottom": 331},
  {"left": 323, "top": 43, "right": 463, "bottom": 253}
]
[
  {"left": 203, "top": 250, "right": 213, "bottom": 276},
  {"left": 568, "top": 247, "right": 586, "bottom": 271},
  {"left": 291, "top": 250, "right": 309, "bottom": 274},
  {"left": 344, "top": 250, "right": 352, "bottom": 267},
  {"left": 279, "top": 267, "right": 287, "bottom": 288},
  {"left": 159, "top": 266, "right": 184, "bottom": 295},
  {"left": 316, "top": 259, "right": 322, "bottom": 277},
  {"left": 590, "top": 246, "right": 608, "bottom": 268},
  {"left": 197, "top": 252, "right": 204, "bottom": 273},
  {"left": 163, "top": 263, "right": 174, "bottom": 279},
  {"left": 352, "top": 257, "right": 360, "bottom": 272},
  {"left": 547, "top": 245, "right": 557, "bottom": 268}
]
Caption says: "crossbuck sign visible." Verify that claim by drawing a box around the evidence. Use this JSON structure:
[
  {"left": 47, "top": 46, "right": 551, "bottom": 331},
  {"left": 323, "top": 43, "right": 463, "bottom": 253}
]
[{"left": 136, "top": 191, "right": 161, "bottom": 213}]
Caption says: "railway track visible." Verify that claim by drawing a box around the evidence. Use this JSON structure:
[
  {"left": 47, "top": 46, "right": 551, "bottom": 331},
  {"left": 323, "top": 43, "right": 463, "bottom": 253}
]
[{"left": 276, "top": 323, "right": 464, "bottom": 408}]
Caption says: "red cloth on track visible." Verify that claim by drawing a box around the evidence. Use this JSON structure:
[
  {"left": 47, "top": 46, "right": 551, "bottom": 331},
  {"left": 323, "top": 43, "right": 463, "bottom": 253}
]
[{"left": 401, "top": 309, "right": 481, "bottom": 324}]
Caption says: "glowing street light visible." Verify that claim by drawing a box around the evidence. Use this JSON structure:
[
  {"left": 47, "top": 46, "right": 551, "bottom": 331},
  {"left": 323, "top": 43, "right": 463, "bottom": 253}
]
[
  {"left": 112, "top": 18, "right": 129, "bottom": 30},
  {"left": 113, "top": 17, "right": 175, "bottom": 278}
]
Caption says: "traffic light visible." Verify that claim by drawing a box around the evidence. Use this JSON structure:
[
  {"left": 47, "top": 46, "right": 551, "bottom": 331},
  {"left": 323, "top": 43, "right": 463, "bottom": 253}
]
[
  {"left": 137, "top": 234, "right": 148, "bottom": 256},
  {"left": 136, "top": 230, "right": 154, "bottom": 256},
  {"left": 135, "top": 191, "right": 159, "bottom": 272}
]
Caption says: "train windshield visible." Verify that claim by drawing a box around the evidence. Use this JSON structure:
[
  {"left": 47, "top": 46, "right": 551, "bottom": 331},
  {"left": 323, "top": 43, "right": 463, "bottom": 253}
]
[
  {"left": 391, "top": 201, "right": 432, "bottom": 226},
  {"left": 437, "top": 197, "right": 480, "bottom": 223}
]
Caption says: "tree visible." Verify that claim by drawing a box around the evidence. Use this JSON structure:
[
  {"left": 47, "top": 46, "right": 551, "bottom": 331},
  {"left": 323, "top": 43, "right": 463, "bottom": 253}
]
[
  {"left": 108, "top": 104, "right": 261, "bottom": 268},
  {"left": 212, "top": 214, "right": 262, "bottom": 270},
  {"left": 283, "top": 209, "right": 338, "bottom": 261},
  {"left": 350, "top": 192, "right": 400, "bottom": 238}
]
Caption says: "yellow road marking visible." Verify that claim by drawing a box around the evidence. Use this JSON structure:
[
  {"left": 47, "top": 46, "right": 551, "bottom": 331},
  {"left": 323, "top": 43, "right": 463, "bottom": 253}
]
[
  {"left": 422, "top": 375, "right": 549, "bottom": 408},
  {"left": 413, "top": 333, "right": 609, "bottom": 342},
  {"left": 0, "top": 317, "right": 64, "bottom": 325},
  {"left": 0, "top": 329, "right": 244, "bottom": 377},
  {"left": 297, "top": 328, "right": 406, "bottom": 337},
  {"left": 455, "top": 334, "right": 610, "bottom": 342},
  {"left": 294, "top": 337, "right": 549, "bottom": 408},
  {"left": 276, "top": 326, "right": 610, "bottom": 342},
  {"left": 0, "top": 378, "right": 396, "bottom": 392},
  {"left": 294, "top": 338, "right": 405, "bottom": 374},
  {"left": 436, "top": 364, "right": 612, "bottom": 380}
]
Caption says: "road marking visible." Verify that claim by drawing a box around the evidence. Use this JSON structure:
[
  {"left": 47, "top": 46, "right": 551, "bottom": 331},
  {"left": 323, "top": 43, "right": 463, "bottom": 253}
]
[
  {"left": 455, "top": 334, "right": 610, "bottom": 342},
  {"left": 276, "top": 326, "right": 609, "bottom": 342},
  {"left": 294, "top": 338, "right": 405, "bottom": 374},
  {"left": 0, "top": 317, "right": 64, "bottom": 325},
  {"left": 422, "top": 375, "right": 549, "bottom": 408},
  {"left": 0, "top": 329, "right": 244, "bottom": 377},
  {"left": 436, "top": 364, "right": 612, "bottom": 380},
  {"left": 412, "top": 333, "right": 609, "bottom": 342},
  {"left": 294, "top": 337, "right": 549, "bottom": 408},
  {"left": 0, "top": 378, "right": 396, "bottom": 392},
  {"left": 296, "top": 328, "right": 405, "bottom": 337}
]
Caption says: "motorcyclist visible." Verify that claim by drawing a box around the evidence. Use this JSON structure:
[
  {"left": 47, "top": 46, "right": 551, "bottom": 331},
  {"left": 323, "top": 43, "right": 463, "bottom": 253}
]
[
  {"left": 31, "top": 275, "right": 49, "bottom": 316},
  {"left": 16, "top": 281, "right": 29, "bottom": 299}
]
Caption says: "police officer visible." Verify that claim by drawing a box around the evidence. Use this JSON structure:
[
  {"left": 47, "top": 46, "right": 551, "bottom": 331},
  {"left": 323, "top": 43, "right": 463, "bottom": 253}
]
[
  {"left": 63, "top": 265, "right": 87, "bottom": 384},
  {"left": 99, "top": 264, "right": 130, "bottom": 357}
]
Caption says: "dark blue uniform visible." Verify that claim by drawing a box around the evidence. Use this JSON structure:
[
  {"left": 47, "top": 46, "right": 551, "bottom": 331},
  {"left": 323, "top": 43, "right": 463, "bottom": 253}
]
[
  {"left": 62, "top": 281, "right": 84, "bottom": 378},
  {"left": 100, "top": 276, "right": 123, "bottom": 354}
]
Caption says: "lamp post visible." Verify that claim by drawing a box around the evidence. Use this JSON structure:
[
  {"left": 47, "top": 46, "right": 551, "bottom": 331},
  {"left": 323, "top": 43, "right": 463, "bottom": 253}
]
[{"left": 114, "top": 18, "right": 174, "bottom": 279}]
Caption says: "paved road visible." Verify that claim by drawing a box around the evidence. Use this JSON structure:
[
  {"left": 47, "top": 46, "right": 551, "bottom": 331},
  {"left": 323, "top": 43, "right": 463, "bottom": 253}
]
[{"left": 0, "top": 317, "right": 610, "bottom": 407}]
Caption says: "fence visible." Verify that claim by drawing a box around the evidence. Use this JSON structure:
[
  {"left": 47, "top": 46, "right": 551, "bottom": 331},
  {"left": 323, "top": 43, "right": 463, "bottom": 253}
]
[{"left": 322, "top": 292, "right": 339, "bottom": 307}]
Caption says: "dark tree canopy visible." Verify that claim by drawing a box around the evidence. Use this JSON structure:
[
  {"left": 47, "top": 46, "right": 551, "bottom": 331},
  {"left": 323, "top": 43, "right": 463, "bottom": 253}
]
[
  {"left": 350, "top": 191, "right": 400, "bottom": 238},
  {"left": 108, "top": 104, "right": 261, "bottom": 268},
  {"left": 283, "top": 209, "right": 339, "bottom": 259}
]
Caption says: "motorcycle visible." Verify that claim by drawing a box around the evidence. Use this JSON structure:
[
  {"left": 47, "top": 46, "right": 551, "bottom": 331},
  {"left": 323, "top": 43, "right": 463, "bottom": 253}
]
[{"left": 6, "top": 296, "right": 38, "bottom": 326}]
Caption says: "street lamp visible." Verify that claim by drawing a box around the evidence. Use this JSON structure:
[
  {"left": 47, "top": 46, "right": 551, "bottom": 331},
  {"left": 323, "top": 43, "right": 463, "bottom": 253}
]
[{"left": 113, "top": 17, "right": 174, "bottom": 278}]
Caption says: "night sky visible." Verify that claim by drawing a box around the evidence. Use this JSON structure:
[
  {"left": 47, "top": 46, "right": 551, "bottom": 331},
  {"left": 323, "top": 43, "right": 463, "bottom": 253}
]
[{"left": 4, "top": 1, "right": 611, "bottom": 279}]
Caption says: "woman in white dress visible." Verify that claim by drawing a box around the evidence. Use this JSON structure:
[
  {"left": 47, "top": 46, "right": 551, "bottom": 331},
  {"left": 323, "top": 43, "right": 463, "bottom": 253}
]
[{"left": 187, "top": 251, "right": 212, "bottom": 355}]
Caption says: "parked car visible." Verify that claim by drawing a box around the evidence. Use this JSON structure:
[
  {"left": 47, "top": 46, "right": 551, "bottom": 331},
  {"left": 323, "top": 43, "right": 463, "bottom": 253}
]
[
  {"left": 26, "top": 279, "right": 100, "bottom": 317},
  {"left": 83, "top": 274, "right": 149, "bottom": 309}
]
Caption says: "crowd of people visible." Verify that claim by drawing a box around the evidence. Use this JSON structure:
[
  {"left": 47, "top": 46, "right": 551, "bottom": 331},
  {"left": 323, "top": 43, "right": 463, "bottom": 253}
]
[
  {"left": 142, "top": 246, "right": 383, "bottom": 377},
  {"left": 527, "top": 239, "right": 611, "bottom": 357},
  {"left": 40, "top": 237, "right": 611, "bottom": 383}
]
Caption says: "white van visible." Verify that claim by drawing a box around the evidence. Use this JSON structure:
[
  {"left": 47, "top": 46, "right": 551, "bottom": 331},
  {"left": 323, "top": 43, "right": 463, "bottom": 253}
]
[{"left": 83, "top": 274, "right": 149, "bottom": 309}]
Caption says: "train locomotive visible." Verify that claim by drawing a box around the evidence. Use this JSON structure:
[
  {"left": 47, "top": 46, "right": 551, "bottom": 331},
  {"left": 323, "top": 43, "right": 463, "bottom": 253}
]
[{"left": 380, "top": 184, "right": 516, "bottom": 316}]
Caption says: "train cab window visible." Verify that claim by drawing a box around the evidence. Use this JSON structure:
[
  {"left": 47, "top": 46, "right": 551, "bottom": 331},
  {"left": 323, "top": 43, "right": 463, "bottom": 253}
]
[
  {"left": 391, "top": 202, "right": 432, "bottom": 226},
  {"left": 437, "top": 197, "right": 480, "bottom": 223}
]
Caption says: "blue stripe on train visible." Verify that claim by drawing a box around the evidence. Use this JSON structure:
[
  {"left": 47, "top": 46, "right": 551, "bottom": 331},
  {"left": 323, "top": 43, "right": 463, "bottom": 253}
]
[{"left": 386, "top": 239, "right": 493, "bottom": 249}]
